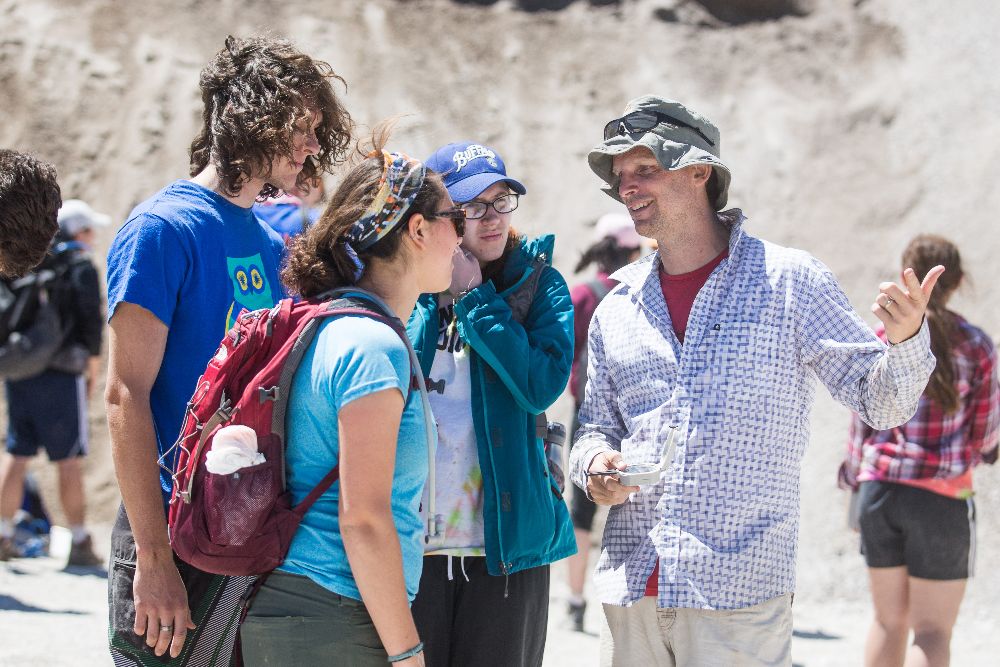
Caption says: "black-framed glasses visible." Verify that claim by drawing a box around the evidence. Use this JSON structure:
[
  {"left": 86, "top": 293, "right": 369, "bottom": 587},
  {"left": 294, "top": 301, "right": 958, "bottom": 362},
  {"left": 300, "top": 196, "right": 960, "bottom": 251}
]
[
  {"left": 603, "top": 110, "right": 715, "bottom": 147},
  {"left": 458, "top": 193, "right": 519, "bottom": 220},
  {"left": 431, "top": 207, "right": 466, "bottom": 237}
]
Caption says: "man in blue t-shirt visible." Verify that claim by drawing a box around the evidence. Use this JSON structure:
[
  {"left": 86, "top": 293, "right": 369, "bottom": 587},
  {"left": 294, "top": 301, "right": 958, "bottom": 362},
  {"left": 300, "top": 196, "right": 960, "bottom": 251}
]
[{"left": 104, "top": 35, "right": 353, "bottom": 665}]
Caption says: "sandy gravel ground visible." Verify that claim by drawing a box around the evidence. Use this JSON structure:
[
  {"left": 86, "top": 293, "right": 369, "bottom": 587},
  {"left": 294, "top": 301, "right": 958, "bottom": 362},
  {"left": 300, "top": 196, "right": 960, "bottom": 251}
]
[{"left": 1, "top": 518, "right": 996, "bottom": 666}]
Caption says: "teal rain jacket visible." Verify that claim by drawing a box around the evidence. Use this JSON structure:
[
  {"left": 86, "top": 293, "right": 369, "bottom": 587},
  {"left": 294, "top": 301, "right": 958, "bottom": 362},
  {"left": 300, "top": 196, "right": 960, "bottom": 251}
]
[{"left": 407, "top": 234, "right": 577, "bottom": 576}]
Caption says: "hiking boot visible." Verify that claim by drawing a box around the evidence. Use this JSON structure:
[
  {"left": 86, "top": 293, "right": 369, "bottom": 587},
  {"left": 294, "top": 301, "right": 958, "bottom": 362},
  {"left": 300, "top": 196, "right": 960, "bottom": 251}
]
[
  {"left": 67, "top": 534, "right": 103, "bottom": 567},
  {"left": 0, "top": 535, "right": 19, "bottom": 561},
  {"left": 567, "top": 600, "right": 586, "bottom": 633}
]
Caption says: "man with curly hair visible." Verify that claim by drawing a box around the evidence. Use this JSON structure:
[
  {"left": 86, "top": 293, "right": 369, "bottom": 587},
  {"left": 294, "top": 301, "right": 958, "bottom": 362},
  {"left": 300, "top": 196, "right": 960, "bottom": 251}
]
[
  {"left": 104, "top": 35, "right": 352, "bottom": 665},
  {"left": 0, "top": 149, "right": 61, "bottom": 278}
]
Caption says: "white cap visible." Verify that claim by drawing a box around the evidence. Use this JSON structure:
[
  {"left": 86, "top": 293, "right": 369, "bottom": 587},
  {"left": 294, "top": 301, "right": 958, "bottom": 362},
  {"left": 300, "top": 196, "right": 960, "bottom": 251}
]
[
  {"left": 57, "top": 199, "right": 111, "bottom": 237},
  {"left": 593, "top": 212, "right": 643, "bottom": 248}
]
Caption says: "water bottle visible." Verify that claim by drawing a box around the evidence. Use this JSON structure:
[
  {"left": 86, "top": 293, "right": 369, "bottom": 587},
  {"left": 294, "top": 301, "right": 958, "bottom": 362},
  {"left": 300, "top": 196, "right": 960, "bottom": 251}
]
[{"left": 544, "top": 421, "right": 567, "bottom": 494}]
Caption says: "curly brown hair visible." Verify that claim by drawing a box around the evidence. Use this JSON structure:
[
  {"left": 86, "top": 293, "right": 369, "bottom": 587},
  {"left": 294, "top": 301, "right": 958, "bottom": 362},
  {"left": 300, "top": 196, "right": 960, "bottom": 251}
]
[
  {"left": 902, "top": 234, "right": 965, "bottom": 414},
  {"left": 282, "top": 128, "right": 445, "bottom": 299},
  {"left": 188, "top": 35, "right": 353, "bottom": 199},
  {"left": 0, "top": 149, "right": 61, "bottom": 278}
]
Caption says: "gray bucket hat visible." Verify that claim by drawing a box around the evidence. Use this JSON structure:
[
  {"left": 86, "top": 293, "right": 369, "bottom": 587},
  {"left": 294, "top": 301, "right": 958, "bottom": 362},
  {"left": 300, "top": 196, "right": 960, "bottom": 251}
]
[{"left": 588, "top": 95, "right": 731, "bottom": 211}]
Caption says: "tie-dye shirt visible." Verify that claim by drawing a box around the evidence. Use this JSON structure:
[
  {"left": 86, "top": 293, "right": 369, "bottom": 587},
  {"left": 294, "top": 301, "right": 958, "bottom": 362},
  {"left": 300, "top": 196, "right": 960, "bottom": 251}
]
[{"left": 424, "top": 296, "right": 486, "bottom": 556}]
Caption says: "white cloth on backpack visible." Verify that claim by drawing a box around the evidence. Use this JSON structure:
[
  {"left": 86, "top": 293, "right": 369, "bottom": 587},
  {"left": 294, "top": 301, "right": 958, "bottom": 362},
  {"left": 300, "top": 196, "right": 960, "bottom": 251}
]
[{"left": 205, "top": 425, "right": 265, "bottom": 475}]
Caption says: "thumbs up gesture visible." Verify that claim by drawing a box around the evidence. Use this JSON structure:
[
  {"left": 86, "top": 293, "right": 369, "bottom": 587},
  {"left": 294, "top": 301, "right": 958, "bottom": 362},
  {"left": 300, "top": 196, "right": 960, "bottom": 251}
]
[{"left": 872, "top": 265, "right": 946, "bottom": 344}]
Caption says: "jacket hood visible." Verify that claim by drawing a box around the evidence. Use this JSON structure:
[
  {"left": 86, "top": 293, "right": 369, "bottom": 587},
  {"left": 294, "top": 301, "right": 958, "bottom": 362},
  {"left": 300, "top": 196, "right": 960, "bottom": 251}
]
[{"left": 499, "top": 233, "right": 555, "bottom": 287}]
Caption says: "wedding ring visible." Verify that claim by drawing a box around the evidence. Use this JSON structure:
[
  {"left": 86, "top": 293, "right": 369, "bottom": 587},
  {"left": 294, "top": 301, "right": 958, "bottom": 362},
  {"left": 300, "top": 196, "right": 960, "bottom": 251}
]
[{"left": 159, "top": 625, "right": 173, "bottom": 633}]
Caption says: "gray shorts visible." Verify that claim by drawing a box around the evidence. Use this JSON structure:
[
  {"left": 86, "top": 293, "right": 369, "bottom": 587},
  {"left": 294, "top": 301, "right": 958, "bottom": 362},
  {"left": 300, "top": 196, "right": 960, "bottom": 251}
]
[{"left": 858, "top": 480, "right": 975, "bottom": 580}]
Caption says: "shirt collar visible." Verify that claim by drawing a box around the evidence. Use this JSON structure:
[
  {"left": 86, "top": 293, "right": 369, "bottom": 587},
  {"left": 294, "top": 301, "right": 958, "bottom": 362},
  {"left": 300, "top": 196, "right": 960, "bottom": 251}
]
[{"left": 610, "top": 208, "right": 748, "bottom": 291}]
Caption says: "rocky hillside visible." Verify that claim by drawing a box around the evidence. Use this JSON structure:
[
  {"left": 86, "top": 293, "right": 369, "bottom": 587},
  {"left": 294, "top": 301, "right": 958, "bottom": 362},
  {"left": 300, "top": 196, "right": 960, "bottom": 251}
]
[{"left": 2, "top": 0, "right": 998, "bottom": 613}]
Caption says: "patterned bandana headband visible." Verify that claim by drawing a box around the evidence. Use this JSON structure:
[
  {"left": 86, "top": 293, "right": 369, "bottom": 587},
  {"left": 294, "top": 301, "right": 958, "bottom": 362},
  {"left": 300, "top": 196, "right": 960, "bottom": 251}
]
[{"left": 345, "top": 150, "right": 427, "bottom": 251}]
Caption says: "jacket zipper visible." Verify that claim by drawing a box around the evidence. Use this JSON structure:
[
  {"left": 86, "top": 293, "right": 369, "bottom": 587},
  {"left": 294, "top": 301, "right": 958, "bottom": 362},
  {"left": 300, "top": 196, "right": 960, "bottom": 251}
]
[{"left": 473, "top": 348, "right": 510, "bottom": 578}]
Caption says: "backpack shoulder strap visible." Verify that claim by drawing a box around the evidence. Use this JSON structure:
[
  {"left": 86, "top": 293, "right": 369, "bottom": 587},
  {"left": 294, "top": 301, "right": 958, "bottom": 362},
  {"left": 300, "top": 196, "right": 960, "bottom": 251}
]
[
  {"left": 586, "top": 278, "right": 612, "bottom": 302},
  {"left": 285, "top": 288, "right": 440, "bottom": 533},
  {"left": 271, "top": 291, "right": 412, "bottom": 443},
  {"left": 322, "top": 293, "right": 416, "bottom": 393},
  {"left": 504, "top": 256, "right": 548, "bottom": 325},
  {"left": 319, "top": 288, "right": 443, "bottom": 544}
]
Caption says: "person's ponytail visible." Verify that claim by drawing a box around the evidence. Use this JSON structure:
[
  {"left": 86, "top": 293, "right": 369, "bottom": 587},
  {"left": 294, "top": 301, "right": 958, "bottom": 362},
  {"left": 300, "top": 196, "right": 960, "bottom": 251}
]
[
  {"left": 574, "top": 236, "right": 635, "bottom": 275},
  {"left": 901, "top": 234, "right": 964, "bottom": 414}
]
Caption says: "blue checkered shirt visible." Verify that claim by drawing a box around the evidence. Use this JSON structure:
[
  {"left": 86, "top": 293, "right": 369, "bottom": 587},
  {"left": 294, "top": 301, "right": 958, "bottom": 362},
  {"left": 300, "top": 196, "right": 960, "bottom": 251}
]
[{"left": 569, "top": 210, "right": 934, "bottom": 610}]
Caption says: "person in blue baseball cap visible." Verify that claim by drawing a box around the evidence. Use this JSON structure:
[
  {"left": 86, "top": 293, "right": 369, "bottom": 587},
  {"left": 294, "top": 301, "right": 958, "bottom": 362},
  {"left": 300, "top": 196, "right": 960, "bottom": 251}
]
[{"left": 407, "top": 141, "right": 576, "bottom": 667}]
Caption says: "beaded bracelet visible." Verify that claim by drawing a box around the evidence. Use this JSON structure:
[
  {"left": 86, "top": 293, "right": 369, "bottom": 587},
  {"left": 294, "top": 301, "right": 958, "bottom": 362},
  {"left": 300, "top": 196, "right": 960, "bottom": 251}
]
[{"left": 387, "top": 641, "right": 424, "bottom": 663}]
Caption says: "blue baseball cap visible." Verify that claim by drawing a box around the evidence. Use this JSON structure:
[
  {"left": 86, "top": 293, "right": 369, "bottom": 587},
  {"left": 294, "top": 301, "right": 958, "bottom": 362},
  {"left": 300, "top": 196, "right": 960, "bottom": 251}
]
[{"left": 425, "top": 141, "right": 527, "bottom": 203}]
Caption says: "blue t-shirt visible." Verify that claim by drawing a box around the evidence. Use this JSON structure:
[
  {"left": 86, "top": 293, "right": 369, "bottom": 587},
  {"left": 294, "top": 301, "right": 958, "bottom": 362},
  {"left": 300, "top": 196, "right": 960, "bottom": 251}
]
[
  {"left": 278, "top": 314, "right": 431, "bottom": 602},
  {"left": 106, "top": 180, "right": 286, "bottom": 502}
]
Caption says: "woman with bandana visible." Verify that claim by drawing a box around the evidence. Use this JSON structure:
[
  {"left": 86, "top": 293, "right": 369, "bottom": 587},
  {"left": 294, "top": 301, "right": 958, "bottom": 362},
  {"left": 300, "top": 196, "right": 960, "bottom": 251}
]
[
  {"left": 406, "top": 142, "right": 576, "bottom": 667},
  {"left": 240, "top": 134, "right": 465, "bottom": 667}
]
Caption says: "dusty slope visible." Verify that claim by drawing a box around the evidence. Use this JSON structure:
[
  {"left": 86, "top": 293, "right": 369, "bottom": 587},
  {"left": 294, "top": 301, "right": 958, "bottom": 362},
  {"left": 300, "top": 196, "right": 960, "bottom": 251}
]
[{"left": 1, "top": 0, "right": 997, "bottom": 651}]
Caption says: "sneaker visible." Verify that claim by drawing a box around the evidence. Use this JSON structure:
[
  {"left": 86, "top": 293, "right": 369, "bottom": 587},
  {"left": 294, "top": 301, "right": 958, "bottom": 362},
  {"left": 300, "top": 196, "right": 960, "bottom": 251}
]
[
  {"left": 67, "top": 534, "right": 103, "bottom": 567},
  {"left": 0, "top": 535, "right": 18, "bottom": 561},
  {"left": 567, "top": 600, "right": 586, "bottom": 633}
]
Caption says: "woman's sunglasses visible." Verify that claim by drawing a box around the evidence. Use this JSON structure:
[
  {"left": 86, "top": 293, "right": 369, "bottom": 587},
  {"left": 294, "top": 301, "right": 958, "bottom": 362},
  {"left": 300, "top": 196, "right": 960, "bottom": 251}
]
[{"left": 431, "top": 208, "right": 466, "bottom": 237}]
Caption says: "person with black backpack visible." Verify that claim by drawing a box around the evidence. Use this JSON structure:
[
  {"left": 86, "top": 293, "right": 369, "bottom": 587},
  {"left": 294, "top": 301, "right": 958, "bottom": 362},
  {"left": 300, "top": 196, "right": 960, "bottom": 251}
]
[
  {"left": 563, "top": 213, "right": 643, "bottom": 633},
  {"left": 0, "top": 199, "right": 106, "bottom": 565}
]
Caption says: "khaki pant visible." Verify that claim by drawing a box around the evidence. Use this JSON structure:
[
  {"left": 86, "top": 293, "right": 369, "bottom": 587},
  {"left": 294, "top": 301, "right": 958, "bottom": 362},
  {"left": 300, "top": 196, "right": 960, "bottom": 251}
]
[{"left": 600, "top": 594, "right": 793, "bottom": 667}]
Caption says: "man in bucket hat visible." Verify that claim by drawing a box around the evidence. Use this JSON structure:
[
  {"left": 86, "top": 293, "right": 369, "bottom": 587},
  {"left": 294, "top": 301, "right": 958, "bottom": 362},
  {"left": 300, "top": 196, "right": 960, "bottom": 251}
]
[{"left": 568, "top": 95, "right": 945, "bottom": 665}]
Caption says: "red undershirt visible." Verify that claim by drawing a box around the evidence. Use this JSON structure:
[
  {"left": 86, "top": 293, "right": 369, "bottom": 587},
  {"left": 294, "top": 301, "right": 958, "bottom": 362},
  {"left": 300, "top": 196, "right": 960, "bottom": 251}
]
[{"left": 645, "top": 248, "right": 728, "bottom": 597}]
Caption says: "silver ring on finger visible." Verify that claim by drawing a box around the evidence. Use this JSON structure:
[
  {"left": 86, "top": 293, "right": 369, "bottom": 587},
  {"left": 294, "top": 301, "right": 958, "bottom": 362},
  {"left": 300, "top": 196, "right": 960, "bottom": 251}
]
[
  {"left": 159, "top": 625, "right": 173, "bottom": 633},
  {"left": 883, "top": 296, "right": 895, "bottom": 309}
]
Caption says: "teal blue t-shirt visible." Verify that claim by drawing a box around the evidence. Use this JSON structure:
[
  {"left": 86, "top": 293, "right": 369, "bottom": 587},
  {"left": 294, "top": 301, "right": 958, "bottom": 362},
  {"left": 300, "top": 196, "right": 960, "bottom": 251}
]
[{"left": 278, "top": 313, "right": 431, "bottom": 602}]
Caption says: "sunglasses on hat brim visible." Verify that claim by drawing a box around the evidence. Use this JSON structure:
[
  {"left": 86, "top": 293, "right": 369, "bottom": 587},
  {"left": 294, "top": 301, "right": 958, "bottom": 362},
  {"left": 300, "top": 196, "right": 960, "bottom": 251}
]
[{"left": 603, "top": 110, "right": 715, "bottom": 147}]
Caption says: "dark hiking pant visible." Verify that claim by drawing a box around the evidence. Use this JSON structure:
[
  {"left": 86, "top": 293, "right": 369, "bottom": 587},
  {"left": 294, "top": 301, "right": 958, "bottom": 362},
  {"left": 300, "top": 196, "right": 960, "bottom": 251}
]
[{"left": 411, "top": 555, "right": 549, "bottom": 667}]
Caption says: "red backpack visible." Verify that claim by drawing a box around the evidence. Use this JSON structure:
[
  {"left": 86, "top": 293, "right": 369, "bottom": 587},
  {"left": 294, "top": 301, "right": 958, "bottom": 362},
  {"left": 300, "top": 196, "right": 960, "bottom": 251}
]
[{"left": 166, "top": 289, "right": 414, "bottom": 576}]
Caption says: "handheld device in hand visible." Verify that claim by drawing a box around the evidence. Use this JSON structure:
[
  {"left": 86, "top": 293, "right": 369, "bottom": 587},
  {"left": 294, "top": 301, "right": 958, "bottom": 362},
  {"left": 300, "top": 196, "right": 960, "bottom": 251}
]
[{"left": 610, "top": 426, "right": 680, "bottom": 487}]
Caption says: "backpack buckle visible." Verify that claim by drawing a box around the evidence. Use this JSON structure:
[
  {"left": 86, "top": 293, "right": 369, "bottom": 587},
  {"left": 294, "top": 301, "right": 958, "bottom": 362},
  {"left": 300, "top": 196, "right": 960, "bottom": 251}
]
[{"left": 258, "top": 386, "right": 280, "bottom": 403}]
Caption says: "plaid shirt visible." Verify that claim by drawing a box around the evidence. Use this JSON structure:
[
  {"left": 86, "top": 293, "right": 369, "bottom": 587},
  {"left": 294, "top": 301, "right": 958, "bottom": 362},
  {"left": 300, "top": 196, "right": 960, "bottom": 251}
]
[
  {"left": 569, "top": 210, "right": 935, "bottom": 610},
  {"left": 846, "top": 317, "right": 999, "bottom": 484}
]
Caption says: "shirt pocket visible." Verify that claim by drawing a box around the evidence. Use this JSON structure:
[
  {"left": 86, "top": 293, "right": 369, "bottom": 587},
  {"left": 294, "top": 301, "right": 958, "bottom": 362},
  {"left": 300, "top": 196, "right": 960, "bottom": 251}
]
[{"left": 702, "top": 321, "right": 789, "bottom": 432}]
